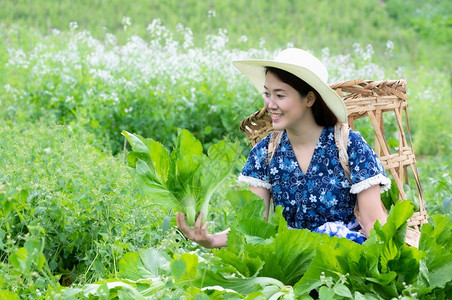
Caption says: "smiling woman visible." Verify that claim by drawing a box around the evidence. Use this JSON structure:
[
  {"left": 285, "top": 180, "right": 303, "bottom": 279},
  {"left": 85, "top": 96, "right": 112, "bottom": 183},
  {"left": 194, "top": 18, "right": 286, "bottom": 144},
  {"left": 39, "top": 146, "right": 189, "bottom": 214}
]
[{"left": 177, "top": 48, "right": 390, "bottom": 248}]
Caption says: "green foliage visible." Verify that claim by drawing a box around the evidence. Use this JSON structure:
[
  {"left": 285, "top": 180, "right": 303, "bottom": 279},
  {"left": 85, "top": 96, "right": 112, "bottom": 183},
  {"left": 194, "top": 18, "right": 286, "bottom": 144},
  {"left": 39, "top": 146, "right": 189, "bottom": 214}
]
[
  {"left": 57, "top": 189, "right": 452, "bottom": 298},
  {"left": 1, "top": 19, "right": 450, "bottom": 156},
  {"left": 123, "top": 129, "right": 242, "bottom": 227},
  {"left": 418, "top": 156, "right": 452, "bottom": 218},
  {"left": 0, "top": 120, "right": 180, "bottom": 295}
]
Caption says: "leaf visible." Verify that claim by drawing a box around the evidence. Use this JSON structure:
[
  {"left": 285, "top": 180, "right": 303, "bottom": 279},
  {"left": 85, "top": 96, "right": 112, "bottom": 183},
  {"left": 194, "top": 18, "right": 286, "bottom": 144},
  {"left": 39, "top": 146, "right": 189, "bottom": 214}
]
[
  {"left": 135, "top": 159, "right": 180, "bottom": 210},
  {"left": 24, "top": 237, "right": 45, "bottom": 271},
  {"left": 147, "top": 139, "right": 170, "bottom": 184},
  {"left": 170, "top": 253, "right": 198, "bottom": 282},
  {"left": 118, "top": 252, "right": 148, "bottom": 281},
  {"left": 214, "top": 239, "right": 265, "bottom": 278},
  {"left": 318, "top": 286, "right": 335, "bottom": 300},
  {"left": 138, "top": 248, "right": 171, "bottom": 277},
  {"left": 170, "top": 258, "right": 186, "bottom": 281},
  {"left": 171, "top": 128, "right": 203, "bottom": 180},
  {"left": 417, "top": 214, "right": 452, "bottom": 289},
  {"left": 294, "top": 238, "right": 361, "bottom": 295},
  {"left": 9, "top": 248, "right": 29, "bottom": 273},
  {"left": 226, "top": 189, "right": 268, "bottom": 221},
  {"left": 196, "top": 269, "right": 285, "bottom": 295},
  {"left": 121, "top": 131, "right": 149, "bottom": 154},
  {"left": 219, "top": 198, "right": 329, "bottom": 286},
  {"left": 86, "top": 282, "right": 145, "bottom": 300},
  {"left": 0, "top": 290, "right": 20, "bottom": 300},
  {"left": 334, "top": 283, "right": 352, "bottom": 298},
  {"left": 119, "top": 248, "right": 171, "bottom": 281},
  {"left": 259, "top": 226, "right": 324, "bottom": 286}
]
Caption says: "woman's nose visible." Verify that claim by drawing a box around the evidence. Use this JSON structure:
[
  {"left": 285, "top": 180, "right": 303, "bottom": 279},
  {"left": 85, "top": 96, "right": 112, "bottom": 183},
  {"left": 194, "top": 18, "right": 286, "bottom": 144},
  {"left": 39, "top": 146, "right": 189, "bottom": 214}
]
[{"left": 265, "top": 96, "right": 278, "bottom": 110}]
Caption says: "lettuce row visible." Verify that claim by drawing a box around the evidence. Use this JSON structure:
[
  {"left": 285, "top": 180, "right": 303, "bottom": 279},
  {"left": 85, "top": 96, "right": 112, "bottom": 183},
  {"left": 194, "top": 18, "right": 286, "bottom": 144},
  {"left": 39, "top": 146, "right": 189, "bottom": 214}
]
[
  {"left": 211, "top": 191, "right": 452, "bottom": 298},
  {"left": 60, "top": 188, "right": 451, "bottom": 298}
]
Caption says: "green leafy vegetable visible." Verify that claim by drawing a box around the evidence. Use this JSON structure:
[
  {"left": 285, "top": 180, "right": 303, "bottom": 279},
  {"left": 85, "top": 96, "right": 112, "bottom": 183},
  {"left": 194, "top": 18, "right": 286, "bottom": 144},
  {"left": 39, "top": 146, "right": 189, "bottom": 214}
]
[{"left": 122, "top": 129, "right": 241, "bottom": 227}]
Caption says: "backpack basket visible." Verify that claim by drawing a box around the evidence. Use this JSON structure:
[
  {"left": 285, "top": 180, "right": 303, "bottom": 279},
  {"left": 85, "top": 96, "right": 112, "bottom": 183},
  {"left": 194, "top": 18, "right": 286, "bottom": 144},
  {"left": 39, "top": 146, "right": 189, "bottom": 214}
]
[{"left": 239, "top": 79, "right": 428, "bottom": 246}]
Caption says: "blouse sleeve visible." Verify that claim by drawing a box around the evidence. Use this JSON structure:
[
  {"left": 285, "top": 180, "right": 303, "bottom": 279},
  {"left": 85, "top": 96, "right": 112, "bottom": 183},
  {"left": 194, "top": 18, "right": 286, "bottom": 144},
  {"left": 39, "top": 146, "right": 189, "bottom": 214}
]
[
  {"left": 237, "top": 134, "right": 272, "bottom": 190},
  {"left": 347, "top": 130, "right": 391, "bottom": 194}
]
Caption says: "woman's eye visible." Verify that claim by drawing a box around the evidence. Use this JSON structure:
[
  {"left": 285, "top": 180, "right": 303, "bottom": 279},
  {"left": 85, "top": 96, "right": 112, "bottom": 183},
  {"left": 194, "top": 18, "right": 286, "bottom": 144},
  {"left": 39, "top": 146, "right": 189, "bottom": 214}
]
[
  {"left": 277, "top": 94, "right": 285, "bottom": 99},
  {"left": 263, "top": 92, "right": 270, "bottom": 97}
]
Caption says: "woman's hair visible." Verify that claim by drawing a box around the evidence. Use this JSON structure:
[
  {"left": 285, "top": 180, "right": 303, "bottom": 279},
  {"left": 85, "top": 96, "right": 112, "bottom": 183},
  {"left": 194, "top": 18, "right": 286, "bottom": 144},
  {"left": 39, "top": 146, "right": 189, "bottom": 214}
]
[{"left": 265, "top": 67, "right": 338, "bottom": 126}]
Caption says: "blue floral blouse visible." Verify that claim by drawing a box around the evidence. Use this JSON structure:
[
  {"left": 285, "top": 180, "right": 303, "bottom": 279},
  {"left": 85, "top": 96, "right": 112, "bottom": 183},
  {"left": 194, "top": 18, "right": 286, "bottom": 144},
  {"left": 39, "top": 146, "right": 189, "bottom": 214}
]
[{"left": 238, "top": 126, "right": 390, "bottom": 232}]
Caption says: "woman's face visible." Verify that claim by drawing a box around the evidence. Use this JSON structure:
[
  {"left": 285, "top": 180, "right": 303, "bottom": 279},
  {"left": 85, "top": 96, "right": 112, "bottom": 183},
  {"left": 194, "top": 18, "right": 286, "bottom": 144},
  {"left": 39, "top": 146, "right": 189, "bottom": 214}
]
[{"left": 263, "top": 72, "right": 312, "bottom": 131}]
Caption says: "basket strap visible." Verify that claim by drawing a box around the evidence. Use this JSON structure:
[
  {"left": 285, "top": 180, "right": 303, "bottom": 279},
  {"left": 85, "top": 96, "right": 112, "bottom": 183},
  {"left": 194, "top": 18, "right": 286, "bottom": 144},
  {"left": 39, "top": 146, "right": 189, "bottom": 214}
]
[
  {"left": 266, "top": 130, "right": 283, "bottom": 164},
  {"left": 334, "top": 123, "right": 363, "bottom": 229},
  {"left": 334, "top": 123, "right": 352, "bottom": 183},
  {"left": 264, "top": 130, "right": 283, "bottom": 222}
]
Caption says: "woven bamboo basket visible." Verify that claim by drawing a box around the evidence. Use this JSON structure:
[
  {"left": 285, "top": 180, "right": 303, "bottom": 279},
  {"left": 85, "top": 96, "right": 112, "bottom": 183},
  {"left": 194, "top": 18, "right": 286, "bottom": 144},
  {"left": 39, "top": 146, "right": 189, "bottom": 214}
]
[{"left": 240, "top": 79, "right": 428, "bottom": 231}]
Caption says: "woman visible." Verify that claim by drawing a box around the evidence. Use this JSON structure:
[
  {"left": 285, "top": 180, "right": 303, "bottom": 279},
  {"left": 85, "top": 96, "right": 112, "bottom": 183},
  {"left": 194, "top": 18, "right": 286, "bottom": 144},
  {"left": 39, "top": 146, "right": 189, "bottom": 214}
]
[{"left": 177, "top": 48, "right": 390, "bottom": 248}]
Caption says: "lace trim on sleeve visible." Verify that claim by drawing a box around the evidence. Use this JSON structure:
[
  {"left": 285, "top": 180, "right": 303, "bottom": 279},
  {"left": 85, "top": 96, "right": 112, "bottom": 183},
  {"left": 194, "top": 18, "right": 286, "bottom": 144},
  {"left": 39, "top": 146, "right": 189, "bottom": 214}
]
[
  {"left": 237, "top": 174, "right": 272, "bottom": 190},
  {"left": 350, "top": 173, "right": 391, "bottom": 194}
]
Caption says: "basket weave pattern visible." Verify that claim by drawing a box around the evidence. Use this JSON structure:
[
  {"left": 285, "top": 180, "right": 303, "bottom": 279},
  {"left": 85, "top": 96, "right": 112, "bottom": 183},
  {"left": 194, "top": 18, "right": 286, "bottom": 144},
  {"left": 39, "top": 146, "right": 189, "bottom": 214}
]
[{"left": 239, "top": 79, "right": 428, "bottom": 230}]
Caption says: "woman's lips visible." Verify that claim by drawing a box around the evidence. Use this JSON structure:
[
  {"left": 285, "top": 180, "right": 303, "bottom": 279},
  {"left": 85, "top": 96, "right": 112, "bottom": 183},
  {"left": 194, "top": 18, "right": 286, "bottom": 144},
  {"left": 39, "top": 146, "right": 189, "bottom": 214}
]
[{"left": 270, "top": 113, "right": 283, "bottom": 121}]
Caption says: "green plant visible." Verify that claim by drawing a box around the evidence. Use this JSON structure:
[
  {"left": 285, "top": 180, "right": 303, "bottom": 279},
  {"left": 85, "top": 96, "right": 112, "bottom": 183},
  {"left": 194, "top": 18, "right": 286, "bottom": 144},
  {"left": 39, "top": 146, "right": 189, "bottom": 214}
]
[
  {"left": 57, "top": 189, "right": 452, "bottom": 298},
  {"left": 123, "top": 128, "right": 241, "bottom": 227},
  {"left": 418, "top": 156, "right": 452, "bottom": 217},
  {"left": 0, "top": 120, "right": 175, "bottom": 291}
]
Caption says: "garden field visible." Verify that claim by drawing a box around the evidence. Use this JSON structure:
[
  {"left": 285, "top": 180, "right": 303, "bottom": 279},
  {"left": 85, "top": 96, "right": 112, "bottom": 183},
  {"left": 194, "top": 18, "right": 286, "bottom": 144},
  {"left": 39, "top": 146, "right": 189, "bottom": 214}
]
[{"left": 0, "top": 0, "right": 451, "bottom": 298}]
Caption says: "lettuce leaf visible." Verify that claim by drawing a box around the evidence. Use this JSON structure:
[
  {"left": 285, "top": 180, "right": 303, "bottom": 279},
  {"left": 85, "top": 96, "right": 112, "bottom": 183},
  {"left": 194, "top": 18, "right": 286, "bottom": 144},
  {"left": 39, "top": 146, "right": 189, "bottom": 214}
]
[
  {"left": 294, "top": 200, "right": 426, "bottom": 298},
  {"left": 122, "top": 129, "right": 241, "bottom": 227},
  {"left": 416, "top": 214, "right": 452, "bottom": 293}
]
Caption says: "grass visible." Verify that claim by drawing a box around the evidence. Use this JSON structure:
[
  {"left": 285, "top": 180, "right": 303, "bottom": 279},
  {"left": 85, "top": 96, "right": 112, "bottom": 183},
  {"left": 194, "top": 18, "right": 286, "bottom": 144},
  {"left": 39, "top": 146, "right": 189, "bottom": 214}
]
[{"left": 0, "top": 120, "right": 179, "bottom": 288}]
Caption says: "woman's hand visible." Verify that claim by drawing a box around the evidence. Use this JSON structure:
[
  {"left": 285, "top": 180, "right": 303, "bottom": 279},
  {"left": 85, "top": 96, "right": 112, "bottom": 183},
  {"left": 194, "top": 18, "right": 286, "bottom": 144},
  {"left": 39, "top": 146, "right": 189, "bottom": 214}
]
[{"left": 176, "top": 212, "right": 229, "bottom": 249}]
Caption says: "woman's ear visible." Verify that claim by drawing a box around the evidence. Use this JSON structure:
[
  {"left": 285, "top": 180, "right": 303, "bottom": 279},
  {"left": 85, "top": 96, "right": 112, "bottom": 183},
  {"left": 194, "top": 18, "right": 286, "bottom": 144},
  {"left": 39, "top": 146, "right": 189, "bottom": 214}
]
[{"left": 306, "top": 91, "right": 316, "bottom": 107}]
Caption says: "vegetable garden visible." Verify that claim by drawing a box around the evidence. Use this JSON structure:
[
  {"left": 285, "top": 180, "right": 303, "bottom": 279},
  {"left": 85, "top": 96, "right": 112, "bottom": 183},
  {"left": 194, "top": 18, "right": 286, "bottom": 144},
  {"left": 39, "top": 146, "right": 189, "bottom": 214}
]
[{"left": 0, "top": 0, "right": 451, "bottom": 299}]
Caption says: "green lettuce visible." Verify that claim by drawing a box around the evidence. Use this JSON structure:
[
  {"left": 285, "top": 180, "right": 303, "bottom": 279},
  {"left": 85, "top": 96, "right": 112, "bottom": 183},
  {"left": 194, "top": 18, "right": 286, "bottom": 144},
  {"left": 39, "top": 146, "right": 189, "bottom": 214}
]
[
  {"left": 211, "top": 191, "right": 452, "bottom": 298},
  {"left": 122, "top": 129, "right": 241, "bottom": 227},
  {"left": 64, "top": 191, "right": 450, "bottom": 298}
]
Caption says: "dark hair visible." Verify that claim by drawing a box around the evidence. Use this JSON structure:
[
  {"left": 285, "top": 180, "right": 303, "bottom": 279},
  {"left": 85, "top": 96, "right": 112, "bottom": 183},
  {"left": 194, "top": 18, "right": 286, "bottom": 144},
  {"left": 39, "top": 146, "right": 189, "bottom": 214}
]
[{"left": 265, "top": 67, "right": 337, "bottom": 126}]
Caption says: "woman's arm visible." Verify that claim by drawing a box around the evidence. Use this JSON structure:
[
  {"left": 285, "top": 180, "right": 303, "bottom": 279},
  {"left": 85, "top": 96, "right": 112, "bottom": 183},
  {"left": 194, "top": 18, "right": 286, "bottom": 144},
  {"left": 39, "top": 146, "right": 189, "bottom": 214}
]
[{"left": 356, "top": 185, "right": 387, "bottom": 237}]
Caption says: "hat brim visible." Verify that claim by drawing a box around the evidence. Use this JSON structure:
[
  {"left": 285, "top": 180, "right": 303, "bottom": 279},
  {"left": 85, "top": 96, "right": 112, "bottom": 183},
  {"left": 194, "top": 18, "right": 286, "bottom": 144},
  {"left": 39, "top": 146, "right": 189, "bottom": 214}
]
[{"left": 233, "top": 59, "right": 347, "bottom": 123}]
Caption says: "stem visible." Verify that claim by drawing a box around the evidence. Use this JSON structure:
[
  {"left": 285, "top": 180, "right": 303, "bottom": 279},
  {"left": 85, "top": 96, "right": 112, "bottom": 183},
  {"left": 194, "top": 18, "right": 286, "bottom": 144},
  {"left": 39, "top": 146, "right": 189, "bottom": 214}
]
[
  {"left": 199, "top": 197, "right": 210, "bottom": 224},
  {"left": 185, "top": 195, "right": 196, "bottom": 227}
]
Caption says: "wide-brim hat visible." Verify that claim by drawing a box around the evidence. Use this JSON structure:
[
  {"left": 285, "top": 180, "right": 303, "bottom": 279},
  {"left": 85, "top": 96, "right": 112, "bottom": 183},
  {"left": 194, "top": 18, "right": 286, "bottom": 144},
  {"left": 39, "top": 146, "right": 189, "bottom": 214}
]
[{"left": 233, "top": 48, "right": 347, "bottom": 123}]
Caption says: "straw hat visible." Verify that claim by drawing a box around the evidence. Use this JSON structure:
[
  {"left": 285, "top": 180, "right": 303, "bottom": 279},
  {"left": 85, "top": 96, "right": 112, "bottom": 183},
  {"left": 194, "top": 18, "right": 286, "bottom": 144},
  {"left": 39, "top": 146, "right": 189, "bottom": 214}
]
[{"left": 233, "top": 48, "right": 347, "bottom": 123}]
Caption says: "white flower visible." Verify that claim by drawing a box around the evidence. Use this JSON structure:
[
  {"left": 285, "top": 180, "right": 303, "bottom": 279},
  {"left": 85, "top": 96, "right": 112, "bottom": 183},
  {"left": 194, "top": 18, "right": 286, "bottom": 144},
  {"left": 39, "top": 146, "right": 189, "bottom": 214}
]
[
  {"left": 309, "top": 195, "right": 317, "bottom": 203},
  {"left": 208, "top": 9, "right": 216, "bottom": 18},
  {"left": 122, "top": 16, "right": 131, "bottom": 30},
  {"left": 255, "top": 161, "right": 261, "bottom": 170},
  {"left": 69, "top": 22, "right": 78, "bottom": 31},
  {"left": 239, "top": 35, "right": 248, "bottom": 43},
  {"left": 270, "top": 167, "right": 278, "bottom": 175}
]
